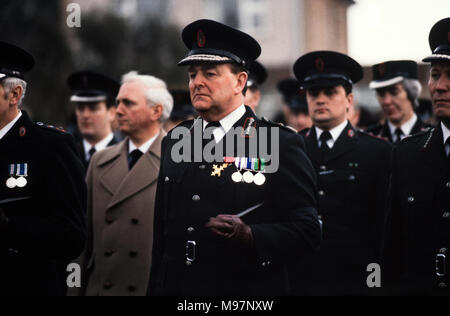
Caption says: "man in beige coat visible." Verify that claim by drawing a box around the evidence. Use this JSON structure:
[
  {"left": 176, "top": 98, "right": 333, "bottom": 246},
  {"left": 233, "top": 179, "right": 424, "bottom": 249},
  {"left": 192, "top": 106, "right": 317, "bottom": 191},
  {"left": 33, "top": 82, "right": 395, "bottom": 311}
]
[{"left": 80, "top": 71, "right": 173, "bottom": 296}]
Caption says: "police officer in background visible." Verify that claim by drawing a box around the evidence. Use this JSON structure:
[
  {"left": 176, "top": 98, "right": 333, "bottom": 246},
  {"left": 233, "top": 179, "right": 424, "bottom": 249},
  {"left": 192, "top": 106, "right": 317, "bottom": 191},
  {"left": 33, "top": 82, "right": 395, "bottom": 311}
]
[
  {"left": 384, "top": 17, "right": 450, "bottom": 296},
  {"left": 275, "top": 78, "right": 313, "bottom": 132},
  {"left": 294, "top": 51, "right": 392, "bottom": 295},
  {"left": 149, "top": 19, "right": 320, "bottom": 296},
  {"left": 0, "top": 42, "right": 86, "bottom": 295},
  {"left": 244, "top": 61, "right": 267, "bottom": 112},
  {"left": 68, "top": 71, "right": 120, "bottom": 168},
  {"left": 367, "top": 60, "right": 431, "bottom": 143}
]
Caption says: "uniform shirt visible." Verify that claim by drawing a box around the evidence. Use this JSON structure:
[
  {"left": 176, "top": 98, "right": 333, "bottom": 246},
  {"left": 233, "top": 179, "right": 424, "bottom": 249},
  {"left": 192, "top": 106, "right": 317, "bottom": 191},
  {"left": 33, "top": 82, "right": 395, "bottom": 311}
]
[
  {"left": 0, "top": 111, "right": 22, "bottom": 140},
  {"left": 202, "top": 104, "right": 246, "bottom": 143},
  {"left": 388, "top": 114, "right": 418, "bottom": 143},
  {"left": 83, "top": 133, "right": 115, "bottom": 162},
  {"left": 315, "top": 120, "right": 348, "bottom": 149},
  {"left": 442, "top": 122, "right": 450, "bottom": 157},
  {"left": 129, "top": 132, "right": 160, "bottom": 155}
]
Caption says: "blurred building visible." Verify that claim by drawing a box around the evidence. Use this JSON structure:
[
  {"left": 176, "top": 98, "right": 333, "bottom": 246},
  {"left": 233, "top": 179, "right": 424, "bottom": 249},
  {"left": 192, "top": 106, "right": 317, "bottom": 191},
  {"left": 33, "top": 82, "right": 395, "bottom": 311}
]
[{"left": 71, "top": 0, "right": 355, "bottom": 118}]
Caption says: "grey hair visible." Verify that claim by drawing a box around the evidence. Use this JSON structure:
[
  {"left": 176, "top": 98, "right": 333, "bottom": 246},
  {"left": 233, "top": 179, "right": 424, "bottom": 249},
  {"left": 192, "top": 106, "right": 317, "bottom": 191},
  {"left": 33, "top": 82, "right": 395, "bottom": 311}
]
[
  {"left": 121, "top": 71, "right": 173, "bottom": 122},
  {"left": 401, "top": 78, "right": 422, "bottom": 107},
  {"left": 1, "top": 77, "right": 27, "bottom": 107}
]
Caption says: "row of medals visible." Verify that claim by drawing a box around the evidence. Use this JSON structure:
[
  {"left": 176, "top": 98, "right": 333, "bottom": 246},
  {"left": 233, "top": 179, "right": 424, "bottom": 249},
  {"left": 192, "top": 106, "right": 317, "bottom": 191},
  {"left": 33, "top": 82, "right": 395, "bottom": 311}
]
[
  {"left": 6, "top": 176, "right": 27, "bottom": 189},
  {"left": 232, "top": 169, "right": 266, "bottom": 186}
]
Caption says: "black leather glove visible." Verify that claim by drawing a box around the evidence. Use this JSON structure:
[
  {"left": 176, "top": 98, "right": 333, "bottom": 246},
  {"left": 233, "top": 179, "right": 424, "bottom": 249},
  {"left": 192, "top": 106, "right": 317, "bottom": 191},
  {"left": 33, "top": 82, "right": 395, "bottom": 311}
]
[{"left": 206, "top": 215, "right": 254, "bottom": 247}]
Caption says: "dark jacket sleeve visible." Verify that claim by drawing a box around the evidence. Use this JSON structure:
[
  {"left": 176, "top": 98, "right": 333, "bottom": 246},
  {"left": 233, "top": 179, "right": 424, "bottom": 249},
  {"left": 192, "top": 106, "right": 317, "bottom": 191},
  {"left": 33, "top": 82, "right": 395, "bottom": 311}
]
[
  {"left": 1, "top": 133, "right": 87, "bottom": 261},
  {"left": 250, "top": 132, "right": 321, "bottom": 265}
]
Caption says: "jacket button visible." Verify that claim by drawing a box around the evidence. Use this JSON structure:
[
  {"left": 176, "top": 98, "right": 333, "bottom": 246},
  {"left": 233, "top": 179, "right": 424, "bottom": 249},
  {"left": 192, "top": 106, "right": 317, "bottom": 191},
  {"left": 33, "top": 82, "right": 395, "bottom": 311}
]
[
  {"left": 103, "top": 283, "right": 113, "bottom": 290},
  {"left": 129, "top": 251, "right": 138, "bottom": 258},
  {"left": 446, "top": 182, "right": 450, "bottom": 188},
  {"left": 443, "top": 212, "right": 450, "bottom": 219},
  {"left": 165, "top": 177, "right": 170, "bottom": 183},
  {"left": 438, "top": 282, "right": 447, "bottom": 289},
  {"left": 105, "top": 250, "right": 114, "bottom": 258},
  {"left": 186, "top": 261, "right": 193, "bottom": 267},
  {"left": 192, "top": 195, "right": 201, "bottom": 202},
  {"left": 131, "top": 218, "right": 139, "bottom": 225},
  {"left": 407, "top": 196, "right": 415, "bottom": 203},
  {"left": 262, "top": 262, "right": 267, "bottom": 268},
  {"left": 187, "top": 227, "right": 195, "bottom": 234},
  {"left": 349, "top": 175, "right": 356, "bottom": 181},
  {"left": 318, "top": 190, "right": 325, "bottom": 196},
  {"left": 320, "top": 166, "right": 327, "bottom": 171}
]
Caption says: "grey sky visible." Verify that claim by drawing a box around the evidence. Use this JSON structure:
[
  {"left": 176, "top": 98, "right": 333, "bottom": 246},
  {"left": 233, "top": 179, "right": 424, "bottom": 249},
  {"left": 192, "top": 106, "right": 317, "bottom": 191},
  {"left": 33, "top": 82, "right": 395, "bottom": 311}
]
[{"left": 348, "top": 0, "right": 450, "bottom": 66}]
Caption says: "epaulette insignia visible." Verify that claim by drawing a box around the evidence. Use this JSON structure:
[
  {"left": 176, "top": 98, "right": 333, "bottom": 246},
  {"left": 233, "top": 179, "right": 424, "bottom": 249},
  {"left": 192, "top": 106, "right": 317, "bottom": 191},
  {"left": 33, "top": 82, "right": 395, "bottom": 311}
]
[{"left": 422, "top": 128, "right": 435, "bottom": 151}]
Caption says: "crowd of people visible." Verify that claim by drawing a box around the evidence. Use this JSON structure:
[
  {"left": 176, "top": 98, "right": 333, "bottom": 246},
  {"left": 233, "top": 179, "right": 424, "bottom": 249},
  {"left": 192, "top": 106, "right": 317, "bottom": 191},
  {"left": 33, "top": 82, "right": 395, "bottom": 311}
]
[{"left": 0, "top": 16, "right": 449, "bottom": 296}]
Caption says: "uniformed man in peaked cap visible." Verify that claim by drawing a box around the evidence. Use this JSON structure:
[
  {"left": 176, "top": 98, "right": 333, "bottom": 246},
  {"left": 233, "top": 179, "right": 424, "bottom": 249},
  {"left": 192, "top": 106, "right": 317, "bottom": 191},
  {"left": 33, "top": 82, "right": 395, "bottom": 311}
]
[
  {"left": 0, "top": 41, "right": 86, "bottom": 295},
  {"left": 68, "top": 71, "right": 120, "bottom": 168},
  {"left": 384, "top": 17, "right": 450, "bottom": 296},
  {"left": 244, "top": 60, "right": 268, "bottom": 112},
  {"left": 367, "top": 60, "right": 432, "bottom": 144},
  {"left": 148, "top": 19, "right": 320, "bottom": 296},
  {"left": 293, "top": 51, "right": 392, "bottom": 295}
]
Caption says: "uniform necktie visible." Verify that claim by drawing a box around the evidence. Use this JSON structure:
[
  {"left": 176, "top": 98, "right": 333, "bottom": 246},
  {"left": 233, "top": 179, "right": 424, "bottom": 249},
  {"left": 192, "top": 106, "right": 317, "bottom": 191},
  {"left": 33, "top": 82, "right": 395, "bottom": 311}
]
[
  {"left": 394, "top": 128, "right": 404, "bottom": 144},
  {"left": 319, "top": 131, "right": 332, "bottom": 161},
  {"left": 446, "top": 137, "right": 450, "bottom": 160},
  {"left": 128, "top": 150, "right": 143, "bottom": 170}
]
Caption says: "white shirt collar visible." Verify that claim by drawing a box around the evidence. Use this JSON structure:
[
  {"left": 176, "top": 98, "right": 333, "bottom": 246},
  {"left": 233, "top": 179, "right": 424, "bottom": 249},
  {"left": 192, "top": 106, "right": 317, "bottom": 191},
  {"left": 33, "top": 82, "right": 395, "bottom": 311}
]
[
  {"left": 129, "top": 132, "right": 160, "bottom": 155},
  {"left": 202, "top": 104, "right": 246, "bottom": 143},
  {"left": 83, "top": 133, "right": 115, "bottom": 161},
  {"left": 0, "top": 111, "right": 22, "bottom": 140},
  {"left": 388, "top": 114, "right": 418, "bottom": 141},
  {"left": 315, "top": 120, "right": 349, "bottom": 149},
  {"left": 441, "top": 122, "right": 450, "bottom": 156}
]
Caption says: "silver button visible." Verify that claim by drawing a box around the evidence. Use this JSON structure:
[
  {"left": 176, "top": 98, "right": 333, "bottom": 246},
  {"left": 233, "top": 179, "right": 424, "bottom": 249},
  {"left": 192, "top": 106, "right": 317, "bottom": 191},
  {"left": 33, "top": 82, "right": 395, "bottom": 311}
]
[
  {"left": 318, "top": 190, "right": 325, "bottom": 196},
  {"left": 446, "top": 182, "right": 450, "bottom": 188},
  {"left": 186, "top": 261, "right": 192, "bottom": 267},
  {"left": 164, "top": 177, "right": 170, "bottom": 183},
  {"left": 407, "top": 196, "right": 415, "bottom": 203},
  {"left": 443, "top": 212, "right": 450, "bottom": 219},
  {"left": 320, "top": 166, "right": 327, "bottom": 171},
  {"left": 262, "top": 262, "right": 267, "bottom": 268},
  {"left": 187, "top": 227, "right": 195, "bottom": 234},
  {"left": 192, "top": 195, "right": 201, "bottom": 202},
  {"left": 349, "top": 175, "right": 356, "bottom": 181},
  {"left": 199, "top": 165, "right": 206, "bottom": 170},
  {"left": 438, "top": 282, "right": 447, "bottom": 289}
]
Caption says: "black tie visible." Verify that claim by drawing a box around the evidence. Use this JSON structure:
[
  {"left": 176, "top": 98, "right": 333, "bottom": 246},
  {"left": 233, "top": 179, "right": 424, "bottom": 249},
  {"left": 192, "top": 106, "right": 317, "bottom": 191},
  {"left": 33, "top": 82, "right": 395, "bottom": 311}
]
[
  {"left": 319, "top": 131, "right": 332, "bottom": 161},
  {"left": 394, "top": 128, "right": 404, "bottom": 144},
  {"left": 128, "top": 150, "right": 143, "bottom": 170},
  {"left": 87, "top": 148, "right": 96, "bottom": 165},
  {"left": 446, "top": 138, "right": 450, "bottom": 160}
]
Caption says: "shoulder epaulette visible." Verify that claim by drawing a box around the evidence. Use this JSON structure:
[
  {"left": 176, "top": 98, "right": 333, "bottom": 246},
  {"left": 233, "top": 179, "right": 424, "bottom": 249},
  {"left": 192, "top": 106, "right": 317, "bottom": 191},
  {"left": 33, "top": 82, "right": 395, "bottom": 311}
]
[
  {"left": 261, "top": 117, "right": 297, "bottom": 134},
  {"left": 35, "top": 122, "right": 67, "bottom": 135}
]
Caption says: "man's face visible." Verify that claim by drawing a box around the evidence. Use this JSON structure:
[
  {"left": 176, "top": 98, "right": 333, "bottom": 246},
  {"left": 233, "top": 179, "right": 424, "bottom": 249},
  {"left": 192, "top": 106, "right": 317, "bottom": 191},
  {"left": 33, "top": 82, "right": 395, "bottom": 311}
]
[
  {"left": 307, "top": 85, "right": 352, "bottom": 130},
  {"left": 282, "top": 105, "right": 312, "bottom": 132},
  {"left": 75, "top": 101, "right": 115, "bottom": 141},
  {"left": 429, "top": 63, "right": 450, "bottom": 122},
  {"left": 376, "top": 83, "right": 413, "bottom": 125},
  {"left": 116, "top": 81, "right": 160, "bottom": 136},
  {"left": 188, "top": 64, "right": 245, "bottom": 115}
]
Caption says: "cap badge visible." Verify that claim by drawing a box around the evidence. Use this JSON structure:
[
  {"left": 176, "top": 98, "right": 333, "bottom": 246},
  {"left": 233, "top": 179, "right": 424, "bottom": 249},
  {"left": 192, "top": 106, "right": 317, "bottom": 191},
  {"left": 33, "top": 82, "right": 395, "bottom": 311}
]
[
  {"left": 378, "top": 63, "right": 386, "bottom": 77},
  {"left": 197, "top": 29, "right": 206, "bottom": 48},
  {"left": 315, "top": 58, "right": 325, "bottom": 73}
]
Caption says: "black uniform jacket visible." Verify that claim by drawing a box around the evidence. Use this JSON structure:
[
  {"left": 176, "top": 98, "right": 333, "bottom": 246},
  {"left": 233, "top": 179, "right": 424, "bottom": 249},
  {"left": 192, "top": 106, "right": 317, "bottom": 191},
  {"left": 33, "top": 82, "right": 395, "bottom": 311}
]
[
  {"left": 0, "top": 112, "right": 86, "bottom": 296},
  {"left": 366, "top": 117, "right": 431, "bottom": 143},
  {"left": 384, "top": 125, "right": 450, "bottom": 295},
  {"left": 297, "top": 122, "right": 393, "bottom": 295},
  {"left": 149, "top": 106, "right": 320, "bottom": 296}
]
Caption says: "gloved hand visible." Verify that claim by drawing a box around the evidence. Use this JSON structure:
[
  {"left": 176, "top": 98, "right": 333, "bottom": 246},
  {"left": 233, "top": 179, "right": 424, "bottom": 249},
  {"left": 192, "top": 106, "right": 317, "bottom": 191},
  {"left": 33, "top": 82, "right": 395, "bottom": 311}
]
[
  {"left": 206, "top": 215, "right": 254, "bottom": 247},
  {"left": 0, "top": 208, "right": 8, "bottom": 231}
]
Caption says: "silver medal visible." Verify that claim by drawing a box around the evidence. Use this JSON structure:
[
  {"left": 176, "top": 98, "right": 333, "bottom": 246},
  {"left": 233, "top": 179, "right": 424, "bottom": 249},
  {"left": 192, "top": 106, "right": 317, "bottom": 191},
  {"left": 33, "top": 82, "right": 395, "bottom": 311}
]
[
  {"left": 232, "top": 171, "right": 243, "bottom": 183},
  {"left": 243, "top": 171, "right": 254, "bottom": 184},
  {"left": 6, "top": 177, "right": 17, "bottom": 189},
  {"left": 254, "top": 173, "right": 266, "bottom": 186},
  {"left": 16, "top": 177, "right": 27, "bottom": 188}
]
